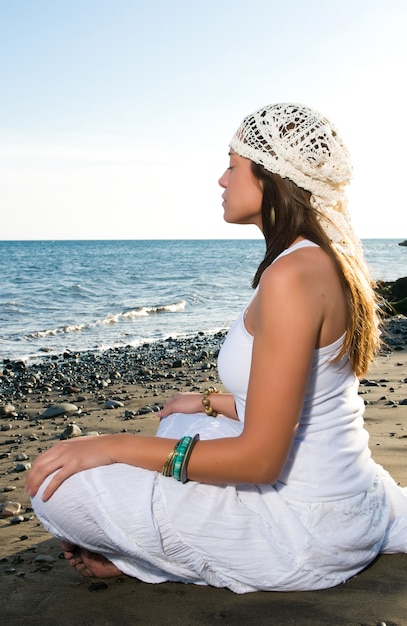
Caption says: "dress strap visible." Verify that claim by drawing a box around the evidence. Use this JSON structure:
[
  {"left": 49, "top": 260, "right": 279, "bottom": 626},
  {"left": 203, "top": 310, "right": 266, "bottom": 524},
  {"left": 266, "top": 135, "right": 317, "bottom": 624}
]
[{"left": 272, "top": 239, "right": 319, "bottom": 264}]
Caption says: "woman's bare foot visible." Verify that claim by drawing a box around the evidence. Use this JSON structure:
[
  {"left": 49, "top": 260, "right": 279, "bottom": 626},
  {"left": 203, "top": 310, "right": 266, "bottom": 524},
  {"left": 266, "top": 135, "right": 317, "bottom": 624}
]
[{"left": 60, "top": 541, "right": 123, "bottom": 578}]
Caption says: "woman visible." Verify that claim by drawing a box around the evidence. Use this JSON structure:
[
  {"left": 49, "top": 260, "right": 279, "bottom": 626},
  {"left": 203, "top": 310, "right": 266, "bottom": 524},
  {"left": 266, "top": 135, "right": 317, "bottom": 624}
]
[{"left": 26, "top": 103, "right": 407, "bottom": 593}]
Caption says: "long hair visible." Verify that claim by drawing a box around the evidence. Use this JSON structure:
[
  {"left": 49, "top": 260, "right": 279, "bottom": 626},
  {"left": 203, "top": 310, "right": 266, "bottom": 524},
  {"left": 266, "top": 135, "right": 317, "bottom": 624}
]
[{"left": 251, "top": 161, "right": 381, "bottom": 377}]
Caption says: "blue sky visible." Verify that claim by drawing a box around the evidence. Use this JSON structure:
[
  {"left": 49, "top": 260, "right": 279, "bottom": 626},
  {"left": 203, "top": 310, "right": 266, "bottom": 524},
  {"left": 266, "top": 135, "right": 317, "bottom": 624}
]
[{"left": 1, "top": 0, "right": 406, "bottom": 240}]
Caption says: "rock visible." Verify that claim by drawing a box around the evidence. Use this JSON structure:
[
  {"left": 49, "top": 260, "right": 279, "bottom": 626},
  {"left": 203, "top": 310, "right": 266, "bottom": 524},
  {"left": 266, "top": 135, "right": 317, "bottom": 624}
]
[
  {"left": 0, "top": 403, "right": 17, "bottom": 417},
  {"left": 104, "top": 399, "right": 124, "bottom": 409},
  {"left": 392, "top": 277, "right": 407, "bottom": 300},
  {"left": 63, "top": 385, "right": 81, "bottom": 395},
  {"left": 88, "top": 581, "right": 108, "bottom": 592},
  {"left": 375, "top": 277, "right": 407, "bottom": 315},
  {"left": 15, "top": 461, "right": 32, "bottom": 472},
  {"left": 172, "top": 359, "right": 185, "bottom": 368},
  {"left": 34, "top": 554, "right": 56, "bottom": 564},
  {"left": 15, "top": 453, "right": 29, "bottom": 461},
  {"left": 393, "top": 297, "right": 407, "bottom": 316},
  {"left": 60, "top": 423, "right": 82, "bottom": 439},
  {"left": 41, "top": 403, "right": 79, "bottom": 418},
  {"left": 0, "top": 501, "right": 22, "bottom": 518},
  {"left": 137, "top": 406, "right": 154, "bottom": 415}
]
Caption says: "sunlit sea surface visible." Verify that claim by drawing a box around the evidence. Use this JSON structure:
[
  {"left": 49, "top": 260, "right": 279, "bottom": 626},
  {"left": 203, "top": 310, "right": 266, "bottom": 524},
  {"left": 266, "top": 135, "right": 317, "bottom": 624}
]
[{"left": 1, "top": 239, "right": 406, "bottom": 363}]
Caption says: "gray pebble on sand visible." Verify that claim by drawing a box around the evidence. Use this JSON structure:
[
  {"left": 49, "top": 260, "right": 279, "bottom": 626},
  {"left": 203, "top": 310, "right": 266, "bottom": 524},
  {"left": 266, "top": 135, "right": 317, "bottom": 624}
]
[{"left": 41, "top": 403, "right": 79, "bottom": 418}]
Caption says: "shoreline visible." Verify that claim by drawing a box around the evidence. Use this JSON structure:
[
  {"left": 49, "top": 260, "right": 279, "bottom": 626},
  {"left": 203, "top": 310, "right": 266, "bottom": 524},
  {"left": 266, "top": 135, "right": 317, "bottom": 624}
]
[
  {"left": 1, "top": 318, "right": 407, "bottom": 624},
  {"left": 2, "top": 273, "right": 406, "bottom": 367}
]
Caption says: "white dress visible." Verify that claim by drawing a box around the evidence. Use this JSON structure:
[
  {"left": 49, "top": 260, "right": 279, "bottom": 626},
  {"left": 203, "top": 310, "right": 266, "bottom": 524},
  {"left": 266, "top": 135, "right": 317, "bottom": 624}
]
[{"left": 32, "top": 241, "right": 407, "bottom": 593}]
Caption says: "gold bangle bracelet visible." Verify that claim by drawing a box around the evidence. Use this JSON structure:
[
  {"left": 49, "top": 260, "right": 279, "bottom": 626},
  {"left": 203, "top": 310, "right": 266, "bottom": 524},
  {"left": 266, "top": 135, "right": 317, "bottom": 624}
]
[
  {"left": 202, "top": 386, "right": 220, "bottom": 417},
  {"left": 161, "top": 449, "right": 177, "bottom": 476}
]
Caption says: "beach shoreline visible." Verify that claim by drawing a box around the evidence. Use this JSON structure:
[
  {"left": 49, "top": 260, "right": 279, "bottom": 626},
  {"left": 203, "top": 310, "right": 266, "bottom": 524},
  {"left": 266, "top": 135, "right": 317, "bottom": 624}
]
[{"left": 1, "top": 318, "right": 407, "bottom": 624}]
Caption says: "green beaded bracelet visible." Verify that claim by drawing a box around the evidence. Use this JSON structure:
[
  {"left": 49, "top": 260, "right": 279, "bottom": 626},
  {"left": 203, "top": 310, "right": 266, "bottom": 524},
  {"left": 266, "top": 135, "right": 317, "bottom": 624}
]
[{"left": 172, "top": 436, "right": 192, "bottom": 481}]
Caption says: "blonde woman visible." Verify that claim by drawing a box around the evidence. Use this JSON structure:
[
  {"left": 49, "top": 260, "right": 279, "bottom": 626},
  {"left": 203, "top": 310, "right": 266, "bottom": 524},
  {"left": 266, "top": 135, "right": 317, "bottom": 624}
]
[{"left": 27, "top": 103, "right": 407, "bottom": 592}]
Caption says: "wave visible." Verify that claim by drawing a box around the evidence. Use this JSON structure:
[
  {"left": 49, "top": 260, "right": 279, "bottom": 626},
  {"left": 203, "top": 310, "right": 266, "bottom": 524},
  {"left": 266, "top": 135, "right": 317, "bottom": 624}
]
[
  {"left": 22, "top": 301, "right": 186, "bottom": 341},
  {"left": 25, "top": 323, "right": 87, "bottom": 339},
  {"left": 121, "top": 301, "right": 186, "bottom": 319}
]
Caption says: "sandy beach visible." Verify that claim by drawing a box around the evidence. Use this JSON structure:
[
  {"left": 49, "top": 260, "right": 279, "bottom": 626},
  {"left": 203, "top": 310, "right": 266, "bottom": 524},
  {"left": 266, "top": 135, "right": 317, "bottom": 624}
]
[{"left": 1, "top": 319, "right": 407, "bottom": 625}]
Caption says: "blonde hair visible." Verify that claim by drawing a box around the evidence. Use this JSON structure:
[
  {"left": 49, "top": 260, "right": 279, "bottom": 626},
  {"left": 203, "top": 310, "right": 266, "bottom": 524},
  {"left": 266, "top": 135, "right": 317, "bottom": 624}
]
[{"left": 251, "top": 163, "right": 381, "bottom": 377}]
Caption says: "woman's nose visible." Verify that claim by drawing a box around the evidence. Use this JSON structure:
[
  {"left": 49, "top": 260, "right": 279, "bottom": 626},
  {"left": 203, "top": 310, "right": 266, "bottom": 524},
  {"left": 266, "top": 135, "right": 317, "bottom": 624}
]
[{"left": 218, "top": 170, "right": 228, "bottom": 188}]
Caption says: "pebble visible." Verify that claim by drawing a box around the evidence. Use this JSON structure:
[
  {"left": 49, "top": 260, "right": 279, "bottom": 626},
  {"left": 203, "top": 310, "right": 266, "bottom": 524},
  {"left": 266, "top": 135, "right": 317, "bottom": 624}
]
[
  {"left": 104, "top": 399, "right": 124, "bottom": 409},
  {"left": 60, "top": 423, "right": 82, "bottom": 439},
  {"left": 137, "top": 406, "right": 155, "bottom": 415},
  {"left": 1, "top": 330, "right": 228, "bottom": 408},
  {"left": 15, "top": 453, "right": 29, "bottom": 461},
  {"left": 88, "top": 581, "right": 108, "bottom": 592},
  {"left": 41, "top": 403, "right": 79, "bottom": 418},
  {"left": 63, "top": 385, "right": 81, "bottom": 394},
  {"left": 0, "top": 403, "right": 17, "bottom": 417},
  {"left": 0, "top": 501, "right": 22, "bottom": 517},
  {"left": 34, "top": 554, "right": 56, "bottom": 564},
  {"left": 15, "top": 461, "right": 31, "bottom": 472}
]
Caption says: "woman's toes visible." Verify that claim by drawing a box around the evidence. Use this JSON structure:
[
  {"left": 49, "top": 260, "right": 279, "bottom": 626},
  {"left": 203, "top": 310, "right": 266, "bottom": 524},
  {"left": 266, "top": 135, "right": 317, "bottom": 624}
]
[{"left": 61, "top": 540, "right": 80, "bottom": 560}]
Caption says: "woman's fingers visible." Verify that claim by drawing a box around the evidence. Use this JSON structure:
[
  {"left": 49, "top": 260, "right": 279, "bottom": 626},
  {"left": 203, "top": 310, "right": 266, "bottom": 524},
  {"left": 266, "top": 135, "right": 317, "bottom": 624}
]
[
  {"left": 26, "top": 435, "right": 115, "bottom": 500},
  {"left": 38, "top": 466, "right": 74, "bottom": 501}
]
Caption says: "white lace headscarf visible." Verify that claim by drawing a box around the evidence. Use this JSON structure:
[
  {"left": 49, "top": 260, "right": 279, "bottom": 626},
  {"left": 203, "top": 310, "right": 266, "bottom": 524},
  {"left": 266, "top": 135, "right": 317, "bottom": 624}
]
[{"left": 230, "top": 103, "right": 361, "bottom": 254}]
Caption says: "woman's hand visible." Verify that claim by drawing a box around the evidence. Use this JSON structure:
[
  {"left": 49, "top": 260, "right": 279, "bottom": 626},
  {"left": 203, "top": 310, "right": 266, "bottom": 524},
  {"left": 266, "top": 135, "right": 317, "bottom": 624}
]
[
  {"left": 157, "top": 390, "right": 239, "bottom": 421},
  {"left": 26, "top": 434, "right": 117, "bottom": 502},
  {"left": 157, "top": 392, "right": 203, "bottom": 419}
]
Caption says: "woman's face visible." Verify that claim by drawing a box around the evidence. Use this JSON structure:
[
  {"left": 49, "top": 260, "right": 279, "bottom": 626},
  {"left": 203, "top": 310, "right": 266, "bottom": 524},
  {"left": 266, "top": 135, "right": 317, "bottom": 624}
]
[{"left": 218, "top": 150, "right": 263, "bottom": 229}]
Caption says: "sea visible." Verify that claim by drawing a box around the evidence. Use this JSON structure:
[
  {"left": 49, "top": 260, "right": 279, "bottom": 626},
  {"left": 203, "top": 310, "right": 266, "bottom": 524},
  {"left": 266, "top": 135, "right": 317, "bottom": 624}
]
[{"left": 1, "top": 239, "right": 406, "bottom": 364}]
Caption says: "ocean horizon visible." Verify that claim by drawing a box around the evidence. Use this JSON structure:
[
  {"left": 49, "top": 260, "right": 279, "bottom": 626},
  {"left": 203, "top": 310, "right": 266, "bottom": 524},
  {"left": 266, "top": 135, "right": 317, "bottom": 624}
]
[{"left": 1, "top": 238, "right": 406, "bottom": 363}]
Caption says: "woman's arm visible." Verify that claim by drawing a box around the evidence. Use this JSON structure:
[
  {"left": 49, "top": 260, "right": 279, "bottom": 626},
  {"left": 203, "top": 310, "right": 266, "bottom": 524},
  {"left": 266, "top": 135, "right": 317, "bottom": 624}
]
[{"left": 157, "top": 390, "right": 238, "bottom": 420}]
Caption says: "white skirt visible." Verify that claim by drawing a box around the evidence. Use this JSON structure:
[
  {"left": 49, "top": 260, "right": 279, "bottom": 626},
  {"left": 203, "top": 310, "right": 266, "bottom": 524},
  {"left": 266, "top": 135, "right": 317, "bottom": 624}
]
[{"left": 32, "top": 412, "right": 407, "bottom": 593}]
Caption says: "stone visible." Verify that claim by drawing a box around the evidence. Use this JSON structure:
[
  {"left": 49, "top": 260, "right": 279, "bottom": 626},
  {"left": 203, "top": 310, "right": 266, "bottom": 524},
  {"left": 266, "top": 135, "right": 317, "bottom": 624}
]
[
  {"left": 88, "top": 581, "right": 108, "bottom": 592},
  {"left": 41, "top": 403, "right": 79, "bottom": 418},
  {"left": 0, "top": 404, "right": 17, "bottom": 417},
  {"left": 15, "top": 453, "right": 29, "bottom": 461},
  {"left": 15, "top": 461, "right": 32, "bottom": 472},
  {"left": 34, "top": 554, "right": 56, "bottom": 564},
  {"left": 0, "top": 501, "right": 22, "bottom": 518},
  {"left": 60, "top": 423, "right": 82, "bottom": 439},
  {"left": 104, "top": 399, "right": 124, "bottom": 409},
  {"left": 63, "top": 385, "right": 81, "bottom": 394},
  {"left": 137, "top": 406, "right": 154, "bottom": 415}
]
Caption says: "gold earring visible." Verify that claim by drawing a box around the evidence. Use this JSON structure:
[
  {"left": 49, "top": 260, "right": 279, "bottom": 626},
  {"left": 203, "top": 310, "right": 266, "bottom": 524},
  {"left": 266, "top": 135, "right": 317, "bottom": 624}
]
[{"left": 270, "top": 207, "right": 276, "bottom": 225}]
